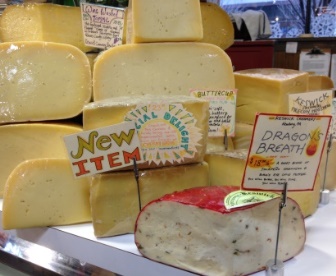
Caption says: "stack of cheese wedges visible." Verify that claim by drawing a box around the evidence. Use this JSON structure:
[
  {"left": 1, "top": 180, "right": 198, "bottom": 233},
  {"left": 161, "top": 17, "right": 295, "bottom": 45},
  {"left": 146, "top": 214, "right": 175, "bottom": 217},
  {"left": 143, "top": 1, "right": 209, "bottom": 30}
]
[
  {"left": 87, "top": 0, "right": 238, "bottom": 237},
  {"left": 0, "top": 4, "right": 94, "bottom": 229}
]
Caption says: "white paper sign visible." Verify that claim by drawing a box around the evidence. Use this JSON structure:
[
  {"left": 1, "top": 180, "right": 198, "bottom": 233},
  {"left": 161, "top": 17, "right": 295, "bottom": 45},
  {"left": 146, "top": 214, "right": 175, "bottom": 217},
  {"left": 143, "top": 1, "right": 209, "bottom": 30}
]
[
  {"left": 331, "top": 54, "right": 336, "bottom": 86},
  {"left": 190, "top": 89, "right": 237, "bottom": 137},
  {"left": 81, "top": 3, "right": 124, "bottom": 49},
  {"left": 299, "top": 51, "right": 331, "bottom": 76},
  {"left": 242, "top": 113, "right": 331, "bottom": 191},
  {"left": 64, "top": 122, "right": 143, "bottom": 178}
]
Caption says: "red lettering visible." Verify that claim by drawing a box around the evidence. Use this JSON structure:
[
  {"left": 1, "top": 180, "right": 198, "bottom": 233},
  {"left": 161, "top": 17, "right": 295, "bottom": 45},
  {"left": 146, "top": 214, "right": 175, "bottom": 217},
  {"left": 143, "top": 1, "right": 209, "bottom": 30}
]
[
  {"left": 90, "top": 156, "right": 104, "bottom": 170},
  {"left": 123, "top": 148, "right": 141, "bottom": 164},
  {"left": 107, "top": 152, "right": 122, "bottom": 167},
  {"left": 72, "top": 160, "right": 90, "bottom": 176}
]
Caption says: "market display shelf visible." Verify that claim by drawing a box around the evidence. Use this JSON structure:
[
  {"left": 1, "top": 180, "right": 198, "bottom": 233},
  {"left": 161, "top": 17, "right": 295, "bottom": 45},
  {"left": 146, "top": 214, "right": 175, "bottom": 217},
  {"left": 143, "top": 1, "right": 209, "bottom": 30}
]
[{"left": 1, "top": 192, "right": 336, "bottom": 276}]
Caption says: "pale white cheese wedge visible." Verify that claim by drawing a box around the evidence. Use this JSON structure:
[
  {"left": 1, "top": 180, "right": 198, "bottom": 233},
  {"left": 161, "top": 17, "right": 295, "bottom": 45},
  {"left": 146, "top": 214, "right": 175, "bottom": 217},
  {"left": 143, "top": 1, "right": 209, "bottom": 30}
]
[
  {"left": 129, "top": 0, "right": 203, "bottom": 43},
  {"left": 83, "top": 95, "right": 209, "bottom": 169},
  {"left": 204, "top": 149, "right": 321, "bottom": 217},
  {"left": 90, "top": 162, "right": 209, "bottom": 237},
  {"left": 235, "top": 68, "right": 309, "bottom": 124},
  {"left": 93, "top": 42, "right": 234, "bottom": 101},
  {"left": 135, "top": 186, "right": 306, "bottom": 276},
  {"left": 0, "top": 41, "right": 92, "bottom": 124},
  {"left": 2, "top": 158, "right": 91, "bottom": 230},
  {"left": 0, "top": 123, "right": 82, "bottom": 197},
  {"left": 0, "top": 3, "right": 95, "bottom": 52}
]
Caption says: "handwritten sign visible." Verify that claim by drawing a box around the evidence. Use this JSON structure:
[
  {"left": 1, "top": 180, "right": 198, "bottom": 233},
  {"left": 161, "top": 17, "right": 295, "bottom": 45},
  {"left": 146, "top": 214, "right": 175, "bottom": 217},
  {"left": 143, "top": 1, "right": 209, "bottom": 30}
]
[
  {"left": 242, "top": 113, "right": 331, "bottom": 191},
  {"left": 288, "top": 90, "right": 333, "bottom": 115},
  {"left": 64, "top": 122, "right": 143, "bottom": 178},
  {"left": 190, "top": 89, "right": 237, "bottom": 137},
  {"left": 81, "top": 3, "right": 124, "bottom": 49}
]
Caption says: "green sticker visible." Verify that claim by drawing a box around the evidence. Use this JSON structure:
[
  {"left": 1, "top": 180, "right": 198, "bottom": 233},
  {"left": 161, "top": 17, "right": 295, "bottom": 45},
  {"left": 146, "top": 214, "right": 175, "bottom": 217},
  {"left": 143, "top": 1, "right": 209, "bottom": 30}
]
[{"left": 224, "top": 190, "right": 280, "bottom": 210}]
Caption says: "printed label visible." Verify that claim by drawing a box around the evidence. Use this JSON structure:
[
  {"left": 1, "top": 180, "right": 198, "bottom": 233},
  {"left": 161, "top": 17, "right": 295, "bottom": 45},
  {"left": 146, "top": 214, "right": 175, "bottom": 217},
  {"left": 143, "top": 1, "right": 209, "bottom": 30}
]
[{"left": 124, "top": 103, "right": 202, "bottom": 165}]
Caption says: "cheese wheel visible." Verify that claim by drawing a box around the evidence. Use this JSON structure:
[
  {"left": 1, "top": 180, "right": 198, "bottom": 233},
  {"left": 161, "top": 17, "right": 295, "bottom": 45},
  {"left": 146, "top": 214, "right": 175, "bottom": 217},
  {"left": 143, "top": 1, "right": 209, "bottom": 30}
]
[
  {"left": 234, "top": 68, "right": 309, "bottom": 124},
  {"left": 83, "top": 95, "right": 209, "bottom": 169},
  {"left": 90, "top": 162, "right": 209, "bottom": 237},
  {"left": 0, "top": 123, "right": 82, "bottom": 197},
  {"left": 129, "top": 0, "right": 203, "bottom": 43},
  {"left": 199, "top": 2, "right": 234, "bottom": 50},
  {"left": 0, "top": 41, "right": 92, "bottom": 124},
  {"left": 93, "top": 42, "right": 234, "bottom": 101},
  {"left": 0, "top": 3, "right": 95, "bottom": 52},
  {"left": 204, "top": 149, "right": 321, "bottom": 217},
  {"left": 135, "top": 186, "right": 305, "bottom": 276},
  {"left": 2, "top": 158, "right": 91, "bottom": 230}
]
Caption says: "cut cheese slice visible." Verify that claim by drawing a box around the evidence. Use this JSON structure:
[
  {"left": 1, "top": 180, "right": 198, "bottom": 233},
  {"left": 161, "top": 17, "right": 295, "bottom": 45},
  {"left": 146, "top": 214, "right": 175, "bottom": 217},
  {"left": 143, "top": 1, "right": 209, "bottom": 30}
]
[
  {"left": 199, "top": 2, "right": 234, "bottom": 50},
  {"left": 204, "top": 149, "right": 321, "bottom": 217},
  {"left": 0, "top": 123, "right": 82, "bottom": 197},
  {"left": 232, "top": 122, "right": 253, "bottom": 149},
  {"left": 135, "top": 186, "right": 305, "bottom": 276},
  {"left": 129, "top": 0, "right": 203, "bottom": 43},
  {"left": 83, "top": 95, "right": 209, "bottom": 169},
  {"left": 2, "top": 158, "right": 91, "bottom": 230},
  {"left": 234, "top": 68, "right": 309, "bottom": 124},
  {"left": 90, "top": 162, "right": 209, "bottom": 237},
  {"left": 0, "top": 3, "right": 95, "bottom": 52},
  {"left": 308, "top": 75, "right": 334, "bottom": 91},
  {"left": 0, "top": 41, "right": 92, "bottom": 124},
  {"left": 93, "top": 42, "right": 234, "bottom": 101}
]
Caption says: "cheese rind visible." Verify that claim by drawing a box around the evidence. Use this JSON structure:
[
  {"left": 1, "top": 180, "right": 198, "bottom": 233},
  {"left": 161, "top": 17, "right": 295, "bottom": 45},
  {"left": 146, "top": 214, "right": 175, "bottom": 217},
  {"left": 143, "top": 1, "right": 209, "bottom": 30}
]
[
  {"left": 135, "top": 186, "right": 305, "bottom": 276},
  {"left": 234, "top": 68, "right": 309, "bottom": 124},
  {"left": 2, "top": 159, "right": 91, "bottom": 230},
  {"left": 83, "top": 95, "right": 209, "bottom": 169},
  {"left": 90, "top": 162, "right": 209, "bottom": 237},
  {"left": 0, "top": 41, "right": 92, "bottom": 124},
  {"left": 93, "top": 42, "right": 234, "bottom": 101},
  {"left": 0, "top": 123, "right": 82, "bottom": 197},
  {"left": 0, "top": 3, "right": 95, "bottom": 52},
  {"left": 199, "top": 2, "right": 234, "bottom": 50},
  {"left": 130, "top": 0, "right": 203, "bottom": 43}
]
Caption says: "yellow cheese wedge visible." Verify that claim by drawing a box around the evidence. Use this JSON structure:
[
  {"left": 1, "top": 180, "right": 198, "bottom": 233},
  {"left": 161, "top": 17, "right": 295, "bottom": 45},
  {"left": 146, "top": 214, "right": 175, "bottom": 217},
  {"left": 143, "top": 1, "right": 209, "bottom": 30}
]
[
  {"left": 319, "top": 138, "right": 336, "bottom": 191},
  {"left": 308, "top": 75, "right": 334, "bottom": 91},
  {"left": 93, "top": 42, "right": 234, "bottom": 101},
  {"left": 234, "top": 68, "right": 309, "bottom": 124},
  {"left": 2, "top": 158, "right": 91, "bottom": 230},
  {"left": 83, "top": 95, "right": 209, "bottom": 169},
  {"left": 0, "top": 123, "right": 82, "bottom": 197},
  {"left": 205, "top": 149, "right": 321, "bottom": 217},
  {"left": 199, "top": 2, "right": 234, "bottom": 50},
  {"left": 129, "top": 0, "right": 203, "bottom": 43},
  {"left": 91, "top": 162, "right": 209, "bottom": 237},
  {"left": 232, "top": 122, "right": 254, "bottom": 149},
  {"left": 0, "top": 3, "right": 95, "bottom": 52},
  {"left": 0, "top": 41, "right": 92, "bottom": 124}
]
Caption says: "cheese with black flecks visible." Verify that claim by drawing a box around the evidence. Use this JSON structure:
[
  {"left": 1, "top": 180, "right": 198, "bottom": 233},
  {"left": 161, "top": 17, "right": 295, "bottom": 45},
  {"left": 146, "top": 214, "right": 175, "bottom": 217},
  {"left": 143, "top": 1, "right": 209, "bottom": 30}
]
[
  {"left": 90, "top": 162, "right": 209, "bottom": 237},
  {"left": 2, "top": 158, "right": 91, "bottom": 230},
  {"left": 128, "top": 0, "right": 203, "bottom": 43},
  {"left": 0, "top": 41, "right": 92, "bottom": 124},
  {"left": 135, "top": 186, "right": 306, "bottom": 276},
  {"left": 0, "top": 123, "right": 82, "bottom": 197},
  {"left": 0, "top": 3, "right": 95, "bottom": 52},
  {"left": 93, "top": 42, "right": 234, "bottom": 101}
]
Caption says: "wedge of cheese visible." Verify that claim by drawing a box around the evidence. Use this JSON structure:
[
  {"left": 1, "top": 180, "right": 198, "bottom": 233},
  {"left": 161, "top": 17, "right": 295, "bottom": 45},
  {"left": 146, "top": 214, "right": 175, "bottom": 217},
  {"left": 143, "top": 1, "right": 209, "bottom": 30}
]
[
  {"left": 0, "top": 123, "right": 82, "bottom": 197},
  {"left": 129, "top": 0, "right": 203, "bottom": 43},
  {"left": 235, "top": 68, "right": 309, "bottom": 124},
  {"left": 93, "top": 42, "right": 234, "bottom": 101},
  {"left": 2, "top": 158, "right": 91, "bottom": 230},
  {"left": 135, "top": 186, "right": 306, "bottom": 276},
  {"left": 83, "top": 95, "right": 209, "bottom": 169},
  {"left": 90, "top": 162, "right": 209, "bottom": 237},
  {"left": 0, "top": 41, "right": 92, "bottom": 124},
  {"left": 319, "top": 138, "right": 336, "bottom": 191},
  {"left": 0, "top": 3, "right": 95, "bottom": 52},
  {"left": 205, "top": 149, "right": 321, "bottom": 217},
  {"left": 308, "top": 75, "right": 334, "bottom": 91},
  {"left": 199, "top": 2, "right": 234, "bottom": 50},
  {"left": 232, "top": 122, "right": 253, "bottom": 149}
]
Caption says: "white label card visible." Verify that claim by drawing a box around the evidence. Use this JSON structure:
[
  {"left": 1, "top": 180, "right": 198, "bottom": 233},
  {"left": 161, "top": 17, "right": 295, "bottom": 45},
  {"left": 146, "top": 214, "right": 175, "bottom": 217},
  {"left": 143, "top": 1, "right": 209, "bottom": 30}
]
[
  {"left": 190, "top": 89, "right": 237, "bottom": 137},
  {"left": 242, "top": 113, "right": 331, "bottom": 191},
  {"left": 81, "top": 3, "right": 124, "bottom": 49},
  {"left": 64, "top": 122, "right": 144, "bottom": 178}
]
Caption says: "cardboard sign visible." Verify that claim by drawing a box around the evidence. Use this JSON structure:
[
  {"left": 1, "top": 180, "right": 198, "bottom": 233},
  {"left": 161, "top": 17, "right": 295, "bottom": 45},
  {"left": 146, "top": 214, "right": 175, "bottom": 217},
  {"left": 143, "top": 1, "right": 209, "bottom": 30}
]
[
  {"left": 242, "top": 113, "right": 331, "bottom": 191},
  {"left": 81, "top": 3, "right": 124, "bottom": 49},
  {"left": 64, "top": 122, "right": 143, "bottom": 178},
  {"left": 190, "top": 89, "right": 237, "bottom": 137}
]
